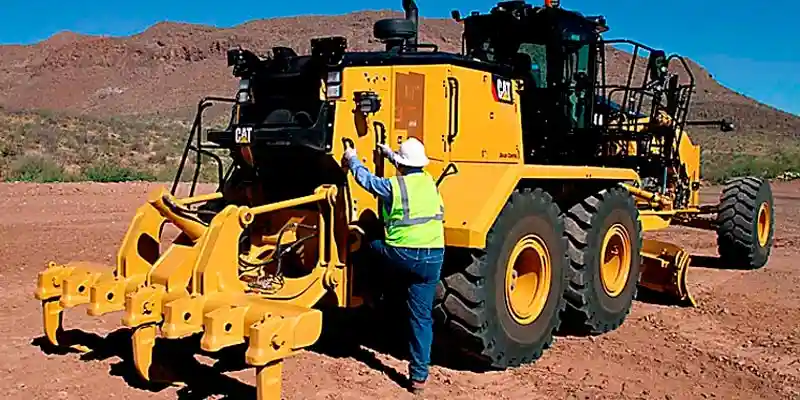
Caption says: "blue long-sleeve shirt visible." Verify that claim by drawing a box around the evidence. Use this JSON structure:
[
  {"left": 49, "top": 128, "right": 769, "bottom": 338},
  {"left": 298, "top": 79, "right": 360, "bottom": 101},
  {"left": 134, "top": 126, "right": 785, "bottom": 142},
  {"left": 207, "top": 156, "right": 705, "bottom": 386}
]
[{"left": 345, "top": 151, "right": 423, "bottom": 214}]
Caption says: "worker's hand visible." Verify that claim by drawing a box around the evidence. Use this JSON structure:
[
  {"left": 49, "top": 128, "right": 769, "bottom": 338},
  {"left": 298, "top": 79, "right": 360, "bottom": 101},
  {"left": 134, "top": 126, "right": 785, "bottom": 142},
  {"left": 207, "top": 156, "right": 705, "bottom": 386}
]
[
  {"left": 342, "top": 147, "right": 357, "bottom": 167},
  {"left": 377, "top": 143, "right": 397, "bottom": 164},
  {"left": 377, "top": 143, "right": 392, "bottom": 156}
]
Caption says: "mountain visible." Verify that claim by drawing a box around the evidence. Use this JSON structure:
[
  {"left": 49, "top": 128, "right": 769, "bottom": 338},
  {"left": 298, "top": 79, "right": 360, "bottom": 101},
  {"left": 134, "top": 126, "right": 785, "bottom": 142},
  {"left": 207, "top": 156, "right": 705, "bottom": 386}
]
[{"left": 0, "top": 9, "right": 797, "bottom": 182}]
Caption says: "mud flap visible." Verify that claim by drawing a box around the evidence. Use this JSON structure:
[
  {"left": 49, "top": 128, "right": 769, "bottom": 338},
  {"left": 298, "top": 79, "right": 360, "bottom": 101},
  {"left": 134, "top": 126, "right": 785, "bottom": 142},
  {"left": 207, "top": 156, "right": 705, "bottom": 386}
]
[{"left": 638, "top": 239, "right": 697, "bottom": 307}]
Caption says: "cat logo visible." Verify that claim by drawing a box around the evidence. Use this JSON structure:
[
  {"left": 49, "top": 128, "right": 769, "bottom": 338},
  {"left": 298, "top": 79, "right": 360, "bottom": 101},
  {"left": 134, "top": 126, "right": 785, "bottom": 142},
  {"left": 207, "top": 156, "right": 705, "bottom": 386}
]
[
  {"left": 491, "top": 75, "right": 514, "bottom": 104},
  {"left": 234, "top": 126, "right": 253, "bottom": 144}
]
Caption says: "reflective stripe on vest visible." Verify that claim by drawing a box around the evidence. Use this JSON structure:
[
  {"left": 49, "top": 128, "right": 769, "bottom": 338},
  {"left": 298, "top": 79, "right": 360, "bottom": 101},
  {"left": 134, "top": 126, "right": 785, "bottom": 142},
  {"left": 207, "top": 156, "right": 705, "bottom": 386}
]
[{"left": 382, "top": 172, "right": 445, "bottom": 248}]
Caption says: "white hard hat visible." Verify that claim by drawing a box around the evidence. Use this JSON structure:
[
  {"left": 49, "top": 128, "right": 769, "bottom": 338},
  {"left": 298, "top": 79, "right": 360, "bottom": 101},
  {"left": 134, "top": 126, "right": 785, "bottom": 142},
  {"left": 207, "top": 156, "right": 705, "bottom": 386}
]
[{"left": 394, "top": 137, "right": 429, "bottom": 168}]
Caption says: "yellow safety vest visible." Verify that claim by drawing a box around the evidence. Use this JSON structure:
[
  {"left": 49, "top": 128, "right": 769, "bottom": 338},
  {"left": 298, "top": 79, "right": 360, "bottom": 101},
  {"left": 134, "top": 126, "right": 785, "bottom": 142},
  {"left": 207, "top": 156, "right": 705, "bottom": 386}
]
[{"left": 381, "top": 172, "right": 445, "bottom": 248}]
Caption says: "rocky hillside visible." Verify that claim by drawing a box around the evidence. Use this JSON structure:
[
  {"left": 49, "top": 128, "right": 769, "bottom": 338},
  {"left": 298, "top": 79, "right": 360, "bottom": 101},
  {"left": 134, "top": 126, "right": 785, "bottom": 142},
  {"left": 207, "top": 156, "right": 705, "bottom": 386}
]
[{"left": 0, "top": 9, "right": 797, "bottom": 182}]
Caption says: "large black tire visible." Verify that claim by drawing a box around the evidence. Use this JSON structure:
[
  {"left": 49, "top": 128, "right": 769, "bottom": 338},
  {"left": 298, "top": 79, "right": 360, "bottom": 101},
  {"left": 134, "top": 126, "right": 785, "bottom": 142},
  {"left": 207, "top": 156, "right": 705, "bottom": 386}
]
[
  {"left": 562, "top": 186, "right": 643, "bottom": 335},
  {"left": 716, "top": 177, "right": 774, "bottom": 269},
  {"left": 433, "top": 188, "right": 568, "bottom": 368}
]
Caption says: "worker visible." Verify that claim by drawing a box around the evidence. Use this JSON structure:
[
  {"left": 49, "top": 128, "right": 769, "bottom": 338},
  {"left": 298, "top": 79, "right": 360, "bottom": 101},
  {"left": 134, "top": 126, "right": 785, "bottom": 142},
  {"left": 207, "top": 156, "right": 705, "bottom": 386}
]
[{"left": 341, "top": 137, "right": 445, "bottom": 395}]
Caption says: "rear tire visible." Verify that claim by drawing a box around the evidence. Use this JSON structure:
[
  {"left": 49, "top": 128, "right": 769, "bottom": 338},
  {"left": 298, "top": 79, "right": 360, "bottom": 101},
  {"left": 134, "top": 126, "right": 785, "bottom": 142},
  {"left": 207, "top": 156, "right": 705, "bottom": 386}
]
[
  {"left": 561, "top": 186, "right": 643, "bottom": 335},
  {"left": 716, "top": 177, "right": 774, "bottom": 269},
  {"left": 433, "top": 188, "right": 568, "bottom": 368}
]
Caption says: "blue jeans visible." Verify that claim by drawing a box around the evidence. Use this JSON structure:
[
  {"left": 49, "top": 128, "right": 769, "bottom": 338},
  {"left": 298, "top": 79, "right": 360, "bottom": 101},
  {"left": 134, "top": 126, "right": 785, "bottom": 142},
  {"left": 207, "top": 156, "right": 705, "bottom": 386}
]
[{"left": 367, "top": 239, "right": 444, "bottom": 382}]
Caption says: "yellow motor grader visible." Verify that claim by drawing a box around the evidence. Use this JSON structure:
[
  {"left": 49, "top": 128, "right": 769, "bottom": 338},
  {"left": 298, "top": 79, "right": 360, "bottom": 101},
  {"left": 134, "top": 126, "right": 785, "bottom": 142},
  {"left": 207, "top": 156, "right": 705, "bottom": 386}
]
[{"left": 33, "top": 0, "right": 775, "bottom": 398}]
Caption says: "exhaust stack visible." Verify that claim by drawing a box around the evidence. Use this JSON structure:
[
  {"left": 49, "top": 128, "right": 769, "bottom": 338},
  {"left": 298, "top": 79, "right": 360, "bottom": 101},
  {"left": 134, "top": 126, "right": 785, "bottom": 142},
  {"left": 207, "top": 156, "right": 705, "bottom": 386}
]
[{"left": 403, "top": 0, "right": 419, "bottom": 47}]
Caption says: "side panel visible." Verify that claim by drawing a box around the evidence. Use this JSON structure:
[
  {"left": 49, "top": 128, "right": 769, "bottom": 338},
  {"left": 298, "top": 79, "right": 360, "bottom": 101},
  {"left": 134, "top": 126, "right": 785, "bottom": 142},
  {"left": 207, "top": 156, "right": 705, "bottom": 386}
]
[
  {"left": 334, "top": 64, "right": 641, "bottom": 251},
  {"left": 439, "top": 163, "right": 640, "bottom": 249},
  {"left": 332, "top": 66, "right": 395, "bottom": 220},
  {"left": 446, "top": 66, "right": 524, "bottom": 164},
  {"left": 438, "top": 163, "right": 524, "bottom": 247}
]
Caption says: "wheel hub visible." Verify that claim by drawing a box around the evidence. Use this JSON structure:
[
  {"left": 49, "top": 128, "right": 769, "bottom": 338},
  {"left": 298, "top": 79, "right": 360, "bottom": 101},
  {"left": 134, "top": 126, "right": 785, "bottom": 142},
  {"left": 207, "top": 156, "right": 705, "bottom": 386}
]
[
  {"left": 757, "top": 202, "right": 771, "bottom": 247},
  {"left": 505, "top": 234, "right": 551, "bottom": 325},
  {"left": 600, "top": 224, "right": 632, "bottom": 298}
]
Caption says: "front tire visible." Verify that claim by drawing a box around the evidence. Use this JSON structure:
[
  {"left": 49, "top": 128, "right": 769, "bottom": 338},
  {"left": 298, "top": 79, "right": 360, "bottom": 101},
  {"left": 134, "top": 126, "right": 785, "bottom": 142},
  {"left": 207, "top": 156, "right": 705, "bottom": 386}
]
[
  {"left": 716, "top": 177, "right": 774, "bottom": 269},
  {"left": 562, "top": 186, "right": 643, "bottom": 335},
  {"left": 433, "top": 188, "right": 568, "bottom": 368}
]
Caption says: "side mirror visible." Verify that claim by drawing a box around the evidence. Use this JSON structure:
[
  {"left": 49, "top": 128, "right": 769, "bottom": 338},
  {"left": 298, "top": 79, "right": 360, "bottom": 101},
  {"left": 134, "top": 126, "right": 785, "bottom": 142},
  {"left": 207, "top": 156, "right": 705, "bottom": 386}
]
[{"left": 451, "top": 10, "right": 462, "bottom": 22}]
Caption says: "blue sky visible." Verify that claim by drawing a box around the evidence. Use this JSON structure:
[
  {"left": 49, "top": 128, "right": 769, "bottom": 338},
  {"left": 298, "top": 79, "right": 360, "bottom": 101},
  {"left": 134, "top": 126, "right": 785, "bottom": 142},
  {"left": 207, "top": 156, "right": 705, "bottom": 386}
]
[{"left": 1, "top": 0, "right": 798, "bottom": 115}]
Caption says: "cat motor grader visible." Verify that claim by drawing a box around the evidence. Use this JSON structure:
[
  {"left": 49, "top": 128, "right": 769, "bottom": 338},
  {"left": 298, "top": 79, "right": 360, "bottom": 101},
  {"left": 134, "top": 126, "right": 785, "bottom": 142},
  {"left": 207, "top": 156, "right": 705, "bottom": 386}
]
[{"left": 33, "top": 0, "right": 775, "bottom": 398}]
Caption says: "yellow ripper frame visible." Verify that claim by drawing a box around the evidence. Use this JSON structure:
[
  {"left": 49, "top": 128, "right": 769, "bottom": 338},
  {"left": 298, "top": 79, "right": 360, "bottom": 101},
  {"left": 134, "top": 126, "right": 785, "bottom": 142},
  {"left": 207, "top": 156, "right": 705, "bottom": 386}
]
[{"left": 34, "top": 185, "right": 346, "bottom": 399}]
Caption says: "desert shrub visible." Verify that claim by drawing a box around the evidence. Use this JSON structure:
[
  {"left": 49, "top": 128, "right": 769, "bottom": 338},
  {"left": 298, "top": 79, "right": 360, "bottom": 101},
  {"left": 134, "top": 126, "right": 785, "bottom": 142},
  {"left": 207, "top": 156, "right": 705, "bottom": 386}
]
[
  {"left": 6, "top": 154, "right": 69, "bottom": 182},
  {"left": 702, "top": 150, "right": 800, "bottom": 183},
  {"left": 80, "top": 162, "right": 156, "bottom": 182}
]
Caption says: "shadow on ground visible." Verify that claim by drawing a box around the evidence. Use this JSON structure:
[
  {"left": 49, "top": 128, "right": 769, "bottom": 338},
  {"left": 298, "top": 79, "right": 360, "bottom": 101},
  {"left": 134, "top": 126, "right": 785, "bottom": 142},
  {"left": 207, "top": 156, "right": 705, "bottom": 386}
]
[
  {"left": 32, "top": 328, "right": 255, "bottom": 399},
  {"left": 690, "top": 254, "right": 759, "bottom": 271},
  {"left": 30, "top": 253, "right": 760, "bottom": 398},
  {"left": 313, "top": 252, "right": 765, "bottom": 377},
  {"left": 308, "top": 297, "right": 496, "bottom": 391}
]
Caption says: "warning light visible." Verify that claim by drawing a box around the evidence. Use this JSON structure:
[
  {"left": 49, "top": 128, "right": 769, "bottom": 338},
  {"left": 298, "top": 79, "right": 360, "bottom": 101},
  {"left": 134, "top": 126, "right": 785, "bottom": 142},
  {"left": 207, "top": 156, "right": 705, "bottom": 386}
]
[{"left": 545, "top": 0, "right": 561, "bottom": 7}]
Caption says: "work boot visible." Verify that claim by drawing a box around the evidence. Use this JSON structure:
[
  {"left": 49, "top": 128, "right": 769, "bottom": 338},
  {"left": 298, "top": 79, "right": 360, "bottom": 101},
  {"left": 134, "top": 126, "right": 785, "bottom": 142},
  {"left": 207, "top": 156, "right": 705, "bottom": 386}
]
[{"left": 409, "top": 379, "right": 426, "bottom": 395}]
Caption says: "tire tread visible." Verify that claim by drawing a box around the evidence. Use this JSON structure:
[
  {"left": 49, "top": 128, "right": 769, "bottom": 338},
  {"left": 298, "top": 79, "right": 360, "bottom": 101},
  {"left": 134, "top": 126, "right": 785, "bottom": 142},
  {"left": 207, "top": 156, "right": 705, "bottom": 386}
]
[
  {"left": 716, "top": 177, "right": 774, "bottom": 269},
  {"left": 434, "top": 188, "right": 567, "bottom": 369},
  {"left": 561, "top": 186, "right": 643, "bottom": 335}
]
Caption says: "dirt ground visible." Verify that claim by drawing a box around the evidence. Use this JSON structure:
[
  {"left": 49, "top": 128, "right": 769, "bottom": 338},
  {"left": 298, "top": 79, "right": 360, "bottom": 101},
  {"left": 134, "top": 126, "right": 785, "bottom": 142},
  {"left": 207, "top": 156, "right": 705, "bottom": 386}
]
[{"left": 0, "top": 181, "right": 798, "bottom": 400}]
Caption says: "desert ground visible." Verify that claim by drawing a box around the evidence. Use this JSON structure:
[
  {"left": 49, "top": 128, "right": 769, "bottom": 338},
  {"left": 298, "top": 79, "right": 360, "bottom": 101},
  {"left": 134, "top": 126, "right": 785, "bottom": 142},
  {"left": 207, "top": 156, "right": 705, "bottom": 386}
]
[{"left": 0, "top": 181, "right": 798, "bottom": 400}]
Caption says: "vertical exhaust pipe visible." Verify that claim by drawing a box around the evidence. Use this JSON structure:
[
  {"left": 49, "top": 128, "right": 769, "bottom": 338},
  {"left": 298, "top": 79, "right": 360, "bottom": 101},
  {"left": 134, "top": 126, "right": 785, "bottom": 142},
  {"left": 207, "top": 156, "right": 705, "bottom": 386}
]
[{"left": 402, "top": 0, "right": 419, "bottom": 47}]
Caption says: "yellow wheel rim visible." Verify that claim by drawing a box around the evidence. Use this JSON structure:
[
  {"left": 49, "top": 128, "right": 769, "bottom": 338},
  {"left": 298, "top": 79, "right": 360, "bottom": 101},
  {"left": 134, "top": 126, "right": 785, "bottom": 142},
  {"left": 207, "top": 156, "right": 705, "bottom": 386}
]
[
  {"left": 600, "top": 224, "right": 632, "bottom": 298},
  {"left": 505, "top": 234, "right": 551, "bottom": 325},
  {"left": 757, "top": 202, "right": 771, "bottom": 247}
]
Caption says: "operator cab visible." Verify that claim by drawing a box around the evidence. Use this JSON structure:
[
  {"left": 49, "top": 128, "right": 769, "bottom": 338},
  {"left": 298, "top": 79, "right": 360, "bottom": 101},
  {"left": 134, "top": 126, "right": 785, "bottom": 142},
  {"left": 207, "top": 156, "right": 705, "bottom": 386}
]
[{"left": 456, "top": 1, "right": 608, "bottom": 163}]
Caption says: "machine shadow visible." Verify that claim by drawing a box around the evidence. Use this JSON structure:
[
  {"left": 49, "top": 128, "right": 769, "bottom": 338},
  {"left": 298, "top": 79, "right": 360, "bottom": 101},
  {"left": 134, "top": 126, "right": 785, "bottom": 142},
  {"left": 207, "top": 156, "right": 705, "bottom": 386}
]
[
  {"left": 557, "top": 252, "right": 750, "bottom": 334},
  {"left": 30, "top": 253, "right": 745, "bottom": 395},
  {"left": 31, "top": 328, "right": 257, "bottom": 399},
  {"left": 310, "top": 302, "right": 496, "bottom": 388},
  {"left": 689, "top": 254, "right": 756, "bottom": 271},
  {"left": 309, "top": 305, "right": 412, "bottom": 389},
  {"left": 629, "top": 253, "right": 757, "bottom": 307}
]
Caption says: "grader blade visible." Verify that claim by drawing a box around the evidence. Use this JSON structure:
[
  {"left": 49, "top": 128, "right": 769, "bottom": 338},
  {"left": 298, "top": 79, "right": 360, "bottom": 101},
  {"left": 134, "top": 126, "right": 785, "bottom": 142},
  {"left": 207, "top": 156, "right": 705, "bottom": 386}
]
[{"left": 639, "top": 239, "right": 697, "bottom": 307}]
